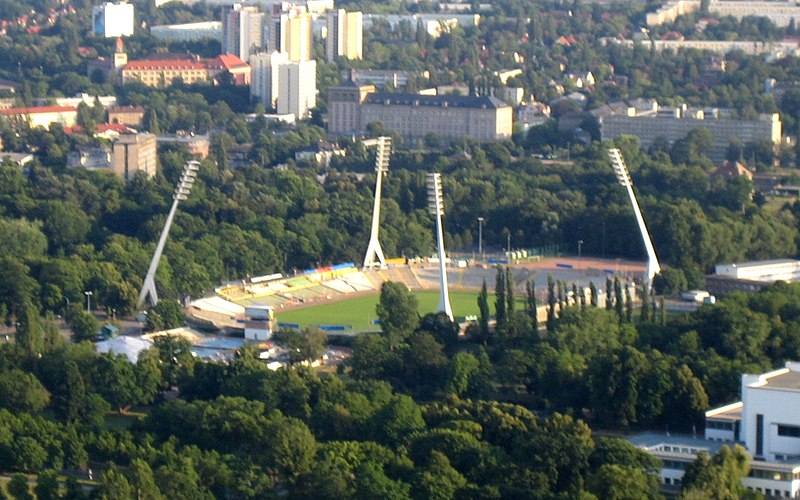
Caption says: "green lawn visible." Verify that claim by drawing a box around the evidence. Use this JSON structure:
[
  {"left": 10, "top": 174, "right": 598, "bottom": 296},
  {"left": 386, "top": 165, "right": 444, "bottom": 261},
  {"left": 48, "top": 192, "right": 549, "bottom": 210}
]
[{"left": 276, "top": 290, "right": 488, "bottom": 331}]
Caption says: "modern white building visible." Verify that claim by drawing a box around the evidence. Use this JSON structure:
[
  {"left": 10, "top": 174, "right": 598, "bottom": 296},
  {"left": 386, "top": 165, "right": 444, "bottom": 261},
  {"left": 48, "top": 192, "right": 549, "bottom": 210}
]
[
  {"left": 632, "top": 363, "right": 800, "bottom": 497},
  {"left": 325, "top": 9, "right": 363, "bottom": 62},
  {"left": 277, "top": 59, "right": 316, "bottom": 119},
  {"left": 250, "top": 51, "right": 289, "bottom": 109},
  {"left": 222, "top": 4, "right": 265, "bottom": 63},
  {"left": 150, "top": 21, "right": 222, "bottom": 42},
  {"left": 92, "top": 2, "right": 135, "bottom": 38},
  {"left": 715, "top": 260, "right": 800, "bottom": 283}
]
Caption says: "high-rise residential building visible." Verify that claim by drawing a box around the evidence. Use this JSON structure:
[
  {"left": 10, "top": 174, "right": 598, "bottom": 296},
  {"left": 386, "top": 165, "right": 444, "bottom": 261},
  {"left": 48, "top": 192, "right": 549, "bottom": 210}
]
[
  {"left": 269, "top": 10, "right": 312, "bottom": 62},
  {"left": 222, "top": 4, "right": 265, "bottom": 63},
  {"left": 112, "top": 132, "right": 157, "bottom": 180},
  {"left": 277, "top": 59, "right": 317, "bottom": 119},
  {"left": 250, "top": 51, "right": 289, "bottom": 109},
  {"left": 325, "top": 9, "right": 363, "bottom": 62},
  {"left": 92, "top": 2, "right": 135, "bottom": 38}
]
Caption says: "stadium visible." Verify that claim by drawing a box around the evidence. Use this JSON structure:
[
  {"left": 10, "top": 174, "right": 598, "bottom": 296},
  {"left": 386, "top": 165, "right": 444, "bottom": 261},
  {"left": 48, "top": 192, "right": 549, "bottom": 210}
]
[{"left": 186, "top": 256, "right": 646, "bottom": 335}]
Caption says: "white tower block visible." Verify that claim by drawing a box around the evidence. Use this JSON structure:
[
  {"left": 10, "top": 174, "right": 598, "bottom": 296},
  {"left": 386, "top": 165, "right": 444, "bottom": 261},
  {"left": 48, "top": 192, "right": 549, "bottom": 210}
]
[
  {"left": 608, "top": 148, "right": 661, "bottom": 289},
  {"left": 137, "top": 161, "right": 200, "bottom": 309},
  {"left": 427, "top": 173, "right": 454, "bottom": 321},
  {"left": 362, "top": 136, "right": 391, "bottom": 269}
]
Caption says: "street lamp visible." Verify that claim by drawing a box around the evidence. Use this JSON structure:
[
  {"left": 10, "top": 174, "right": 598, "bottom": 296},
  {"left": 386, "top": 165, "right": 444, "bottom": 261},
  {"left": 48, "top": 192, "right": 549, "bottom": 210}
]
[
  {"left": 477, "top": 217, "right": 484, "bottom": 260},
  {"left": 84, "top": 291, "right": 93, "bottom": 313},
  {"left": 578, "top": 240, "right": 583, "bottom": 259},
  {"left": 507, "top": 233, "right": 511, "bottom": 254}
]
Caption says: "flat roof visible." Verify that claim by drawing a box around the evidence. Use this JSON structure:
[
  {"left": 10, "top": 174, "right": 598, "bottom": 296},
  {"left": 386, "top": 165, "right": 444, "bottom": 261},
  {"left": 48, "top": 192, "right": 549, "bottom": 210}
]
[
  {"left": 706, "top": 402, "right": 743, "bottom": 422},
  {"left": 763, "top": 371, "right": 800, "bottom": 391},
  {"left": 719, "top": 259, "right": 799, "bottom": 269}
]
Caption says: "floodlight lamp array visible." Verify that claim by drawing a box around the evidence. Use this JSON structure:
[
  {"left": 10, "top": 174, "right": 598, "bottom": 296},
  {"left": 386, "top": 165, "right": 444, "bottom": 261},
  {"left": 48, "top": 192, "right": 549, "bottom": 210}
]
[
  {"left": 608, "top": 148, "right": 631, "bottom": 187},
  {"left": 427, "top": 173, "right": 444, "bottom": 216},
  {"left": 173, "top": 161, "right": 200, "bottom": 201},
  {"left": 375, "top": 136, "right": 391, "bottom": 173}
]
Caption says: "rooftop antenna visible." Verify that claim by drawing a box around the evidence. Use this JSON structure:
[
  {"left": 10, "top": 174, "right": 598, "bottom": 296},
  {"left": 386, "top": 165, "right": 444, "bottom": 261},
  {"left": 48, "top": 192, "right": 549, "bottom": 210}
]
[
  {"left": 362, "top": 136, "right": 391, "bottom": 269},
  {"left": 427, "top": 172, "right": 454, "bottom": 320},
  {"left": 608, "top": 148, "right": 660, "bottom": 289},
  {"left": 137, "top": 160, "right": 200, "bottom": 309}
]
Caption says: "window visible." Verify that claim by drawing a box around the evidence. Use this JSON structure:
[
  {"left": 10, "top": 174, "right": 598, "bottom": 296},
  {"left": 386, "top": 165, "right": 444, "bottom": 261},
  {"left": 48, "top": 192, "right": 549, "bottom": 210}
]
[{"left": 778, "top": 425, "right": 800, "bottom": 438}]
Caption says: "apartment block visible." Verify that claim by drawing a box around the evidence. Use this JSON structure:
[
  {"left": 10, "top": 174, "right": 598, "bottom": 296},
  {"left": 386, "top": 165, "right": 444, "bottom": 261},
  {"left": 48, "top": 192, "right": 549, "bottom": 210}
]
[
  {"left": 250, "top": 51, "right": 289, "bottom": 109},
  {"left": 326, "top": 9, "right": 363, "bottom": 62},
  {"left": 600, "top": 105, "right": 781, "bottom": 163},
  {"left": 270, "top": 10, "right": 312, "bottom": 62},
  {"left": 222, "top": 4, "right": 265, "bottom": 63},
  {"left": 92, "top": 2, "right": 135, "bottom": 37},
  {"left": 277, "top": 59, "right": 317, "bottom": 119}
]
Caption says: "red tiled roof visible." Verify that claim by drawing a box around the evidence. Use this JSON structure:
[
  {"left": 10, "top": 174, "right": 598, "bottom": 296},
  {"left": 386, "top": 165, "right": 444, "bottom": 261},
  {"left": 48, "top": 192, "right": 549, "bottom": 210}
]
[
  {"left": 0, "top": 106, "right": 76, "bottom": 115},
  {"left": 98, "top": 123, "right": 134, "bottom": 133},
  {"left": 214, "top": 54, "right": 249, "bottom": 70},
  {"left": 124, "top": 59, "right": 209, "bottom": 70}
]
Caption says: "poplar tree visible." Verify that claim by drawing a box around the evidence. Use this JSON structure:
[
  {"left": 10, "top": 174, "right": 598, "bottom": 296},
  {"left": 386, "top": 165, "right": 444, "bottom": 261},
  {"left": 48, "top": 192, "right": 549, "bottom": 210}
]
[
  {"left": 614, "top": 277, "right": 624, "bottom": 321},
  {"left": 505, "top": 267, "right": 515, "bottom": 314},
  {"left": 477, "top": 279, "right": 489, "bottom": 342},
  {"left": 546, "top": 274, "right": 556, "bottom": 332},
  {"left": 589, "top": 281, "right": 598, "bottom": 307},
  {"left": 494, "top": 267, "right": 507, "bottom": 333},
  {"left": 526, "top": 279, "right": 537, "bottom": 329}
]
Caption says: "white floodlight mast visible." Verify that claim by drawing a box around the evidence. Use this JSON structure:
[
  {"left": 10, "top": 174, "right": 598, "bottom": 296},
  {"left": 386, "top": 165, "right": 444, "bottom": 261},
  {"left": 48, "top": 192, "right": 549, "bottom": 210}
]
[
  {"left": 608, "top": 148, "right": 661, "bottom": 288},
  {"left": 427, "top": 173, "right": 454, "bottom": 321},
  {"left": 136, "top": 161, "right": 201, "bottom": 309},
  {"left": 362, "top": 136, "right": 391, "bottom": 269}
]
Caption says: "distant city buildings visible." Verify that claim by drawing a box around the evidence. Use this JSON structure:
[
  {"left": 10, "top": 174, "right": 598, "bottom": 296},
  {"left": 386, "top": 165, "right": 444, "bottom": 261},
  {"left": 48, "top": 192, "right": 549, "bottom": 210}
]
[
  {"left": 222, "top": 4, "right": 265, "bottom": 63},
  {"left": 342, "top": 69, "right": 430, "bottom": 89},
  {"left": 86, "top": 38, "right": 128, "bottom": 85},
  {"left": 92, "top": 2, "right": 134, "bottom": 37},
  {"left": 108, "top": 105, "right": 146, "bottom": 127},
  {"left": 112, "top": 132, "right": 158, "bottom": 180},
  {"left": 277, "top": 59, "right": 316, "bottom": 119},
  {"left": 325, "top": 9, "right": 362, "bottom": 62},
  {"left": 328, "top": 81, "right": 513, "bottom": 141},
  {"left": 121, "top": 54, "right": 250, "bottom": 87},
  {"left": 270, "top": 9, "right": 313, "bottom": 62},
  {"left": 599, "top": 102, "right": 781, "bottom": 163},
  {"left": 250, "top": 51, "right": 289, "bottom": 109},
  {"left": 150, "top": 21, "right": 222, "bottom": 42},
  {"left": 362, "top": 13, "right": 480, "bottom": 38},
  {"left": 0, "top": 106, "right": 77, "bottom": 129},
  {"left": 647, "top": 0, "right": 800, "bottom": 27}
]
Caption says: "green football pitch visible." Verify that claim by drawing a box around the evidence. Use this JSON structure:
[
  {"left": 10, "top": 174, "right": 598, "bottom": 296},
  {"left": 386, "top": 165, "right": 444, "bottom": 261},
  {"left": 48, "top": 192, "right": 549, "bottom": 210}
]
[{"left": 275, "top": 290, "right": 491, "bottom": 331}]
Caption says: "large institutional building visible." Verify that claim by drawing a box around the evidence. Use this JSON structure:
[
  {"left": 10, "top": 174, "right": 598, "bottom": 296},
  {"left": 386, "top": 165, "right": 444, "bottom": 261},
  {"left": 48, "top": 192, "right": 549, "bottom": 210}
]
[
  {"left": 0, "top": 106, "right": 77, "bottom": 129},
  {"left": 599, "top": 104, "right": 781, "bottom": 163},
  {"left": 112, "top": 132, "right": 158, "bottom": 180},
  {"left": 325, "top": 9, "right": 362, "bottom": 62},
  {"left": 92, "top": 2, "right": 135, "bottom": 38},
  {"left": 121, "top": 54, "right": 251, "bottom": 87},
  {"left": 631, "top": 362, "right": 800, "bottom": 497},
  {"left": 328, "top": 82, "right": 513, "bottom": 141}
]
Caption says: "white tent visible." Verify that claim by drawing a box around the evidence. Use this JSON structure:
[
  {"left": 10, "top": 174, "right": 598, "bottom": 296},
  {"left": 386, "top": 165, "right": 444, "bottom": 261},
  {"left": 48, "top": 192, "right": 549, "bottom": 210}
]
[{"left": 96, "top": 336, "right": 153, "bottom": 363}]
